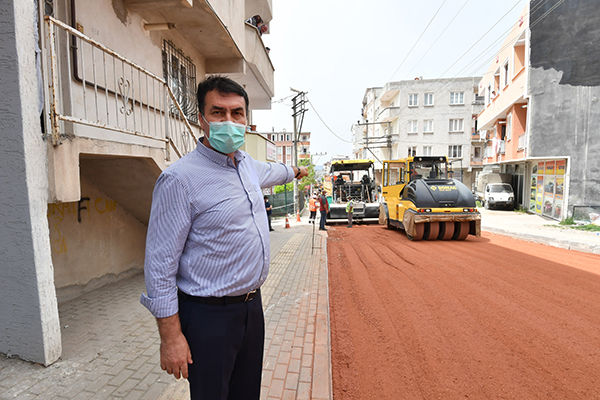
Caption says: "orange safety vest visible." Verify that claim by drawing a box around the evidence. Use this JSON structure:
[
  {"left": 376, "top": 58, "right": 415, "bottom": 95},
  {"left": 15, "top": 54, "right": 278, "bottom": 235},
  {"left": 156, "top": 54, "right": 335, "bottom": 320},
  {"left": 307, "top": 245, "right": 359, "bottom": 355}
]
[{"left": 309, "top": 198, "right": 318, "bottom": 212}]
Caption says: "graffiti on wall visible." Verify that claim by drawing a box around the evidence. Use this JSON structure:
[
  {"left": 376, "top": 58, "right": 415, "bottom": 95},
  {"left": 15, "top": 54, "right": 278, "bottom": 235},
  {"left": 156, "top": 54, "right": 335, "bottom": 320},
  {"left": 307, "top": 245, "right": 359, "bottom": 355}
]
[{"left": 47, "top": 196, "right": 118, "bottom": 254}]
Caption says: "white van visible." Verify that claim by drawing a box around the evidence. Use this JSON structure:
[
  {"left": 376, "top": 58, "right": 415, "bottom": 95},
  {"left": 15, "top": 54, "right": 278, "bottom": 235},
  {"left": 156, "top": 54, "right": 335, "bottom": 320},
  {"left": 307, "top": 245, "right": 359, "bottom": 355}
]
[{"left": 483, "top": 183, "right": 514, "bottom": 210}]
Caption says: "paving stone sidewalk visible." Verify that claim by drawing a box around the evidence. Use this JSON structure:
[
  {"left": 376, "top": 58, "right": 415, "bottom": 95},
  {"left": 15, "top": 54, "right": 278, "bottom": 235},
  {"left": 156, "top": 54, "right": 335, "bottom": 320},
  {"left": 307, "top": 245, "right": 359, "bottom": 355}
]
[{"left": 0, "top": 219, "right": 331, "bottom": 400}]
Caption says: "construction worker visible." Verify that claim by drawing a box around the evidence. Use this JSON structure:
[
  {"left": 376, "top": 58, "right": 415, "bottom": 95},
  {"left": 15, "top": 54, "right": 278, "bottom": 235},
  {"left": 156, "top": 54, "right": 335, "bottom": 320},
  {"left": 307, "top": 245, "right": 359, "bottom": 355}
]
[
  {"left": 308, "top": 194, "right": 318, "bottom": 224},
  {"left": 346, "top": 197, "right": 354, "bottom": 228}
]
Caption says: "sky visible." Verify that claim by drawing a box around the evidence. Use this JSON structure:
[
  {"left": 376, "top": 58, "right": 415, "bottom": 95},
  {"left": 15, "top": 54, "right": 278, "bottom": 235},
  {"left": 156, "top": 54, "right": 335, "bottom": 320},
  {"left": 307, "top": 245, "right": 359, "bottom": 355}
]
[{"left": 252, "top": 0, "right": 529, "bottom": 166}]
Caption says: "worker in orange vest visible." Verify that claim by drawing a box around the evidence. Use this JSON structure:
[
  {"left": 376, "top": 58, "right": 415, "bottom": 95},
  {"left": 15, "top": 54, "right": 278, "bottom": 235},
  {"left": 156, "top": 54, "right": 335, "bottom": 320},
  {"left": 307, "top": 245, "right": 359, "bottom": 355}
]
[{"left": 308, "top": 194, "right": 319, "bottom": 224}]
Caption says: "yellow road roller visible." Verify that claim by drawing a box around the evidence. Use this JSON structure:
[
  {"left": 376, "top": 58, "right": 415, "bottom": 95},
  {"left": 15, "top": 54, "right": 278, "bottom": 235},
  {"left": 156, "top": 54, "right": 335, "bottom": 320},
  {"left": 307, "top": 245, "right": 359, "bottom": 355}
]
[{"left": 380, "top": 156, "right": 481, "bottom": 241}]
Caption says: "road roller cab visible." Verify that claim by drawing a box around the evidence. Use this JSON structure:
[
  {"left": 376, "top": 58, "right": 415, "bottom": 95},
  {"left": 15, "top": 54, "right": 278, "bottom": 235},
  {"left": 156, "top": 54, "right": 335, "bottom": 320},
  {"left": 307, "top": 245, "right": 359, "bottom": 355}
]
[{"left": 380, "top": 156, "right": 481, "bottom": 241}]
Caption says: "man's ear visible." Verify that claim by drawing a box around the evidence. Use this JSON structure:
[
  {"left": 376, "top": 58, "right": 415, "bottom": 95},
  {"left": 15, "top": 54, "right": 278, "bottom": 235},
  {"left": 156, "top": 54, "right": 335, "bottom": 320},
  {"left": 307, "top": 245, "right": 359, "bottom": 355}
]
[{"left": 199, "top": 113, "right": 209, "bottom": 136}]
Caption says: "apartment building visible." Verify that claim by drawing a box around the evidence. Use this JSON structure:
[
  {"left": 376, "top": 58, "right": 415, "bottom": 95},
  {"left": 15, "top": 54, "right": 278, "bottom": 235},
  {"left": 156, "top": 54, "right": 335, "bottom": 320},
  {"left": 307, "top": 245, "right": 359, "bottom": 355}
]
[
  {"left": 262, "top": 130, "right": 311, "bottom": 165},
  {"left": 356, "top": 77, "right": 483, "bottom": 189},
  {"left": 476, "top": 0, "right": 599, "bottom": 220},
  {"left": 0, "top": 0, "right": 275, "bottom": 365}
]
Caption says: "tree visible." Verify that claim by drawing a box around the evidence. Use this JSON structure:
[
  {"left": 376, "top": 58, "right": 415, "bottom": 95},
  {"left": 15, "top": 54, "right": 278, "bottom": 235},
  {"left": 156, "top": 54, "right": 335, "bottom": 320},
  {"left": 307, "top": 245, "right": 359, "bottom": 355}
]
[
  {"left": 274, "top": 182, "right": 294, "bottom": 194},
  {"left": 298, "top": 158, "right": 317, "bottom": 192},
  {"left": 273, "top": 159, "right": 317, "bottom": 194}
]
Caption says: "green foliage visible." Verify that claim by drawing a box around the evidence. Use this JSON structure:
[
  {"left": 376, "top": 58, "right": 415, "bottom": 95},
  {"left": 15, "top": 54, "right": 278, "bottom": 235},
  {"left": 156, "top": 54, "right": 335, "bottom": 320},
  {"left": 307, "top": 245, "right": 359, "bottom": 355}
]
[
  {"left": 273, "top": 159, "right": 317, "bottom": 194},
  {"left": 555, "top": 217, "right": 600, "bottom": 231},
  {"left": 572, "top": 224, "right": 600, "bottom": 232},
  {"left": 298, "top": 158, "right": 317, "bottom": 191},
  {"left": 559, "top": 217, "right": 575, "bottom": 226},
  {"left": 273, "top": 182, "right": 294, "bottom": 194}
]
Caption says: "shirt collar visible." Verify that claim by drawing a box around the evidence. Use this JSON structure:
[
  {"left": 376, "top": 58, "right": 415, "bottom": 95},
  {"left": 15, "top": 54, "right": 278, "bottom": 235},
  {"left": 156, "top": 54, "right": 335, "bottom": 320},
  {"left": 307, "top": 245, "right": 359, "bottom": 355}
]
[{"left": 196, "top": 137, "right": 245, "bottom": 167}]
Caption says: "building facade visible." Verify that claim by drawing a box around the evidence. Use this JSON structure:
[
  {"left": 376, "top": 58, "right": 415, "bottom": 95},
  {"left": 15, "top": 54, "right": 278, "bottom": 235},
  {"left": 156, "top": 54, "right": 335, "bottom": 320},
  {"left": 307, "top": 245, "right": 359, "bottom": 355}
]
[
  {"left": 476, "top": 0, "right": 599, "bottom": 220},
  {"left": 262, "top": 130, "right": 311, "bottom": 165},
  {"left": 356, "top": 77, "right": 483, "bottom": 189},
  {"left": 0, "top": 0, "right": 275, "bottom": 365}
]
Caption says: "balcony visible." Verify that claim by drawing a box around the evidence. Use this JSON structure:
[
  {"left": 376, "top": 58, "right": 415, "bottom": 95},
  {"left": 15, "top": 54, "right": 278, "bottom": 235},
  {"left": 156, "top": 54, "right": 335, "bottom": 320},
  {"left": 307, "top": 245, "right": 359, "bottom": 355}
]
[
  {"left": 472, "top": 95, "right": 485, "bottom": 105},
  {"left": 123, "top": 0, "right": 243, "bottom": 67},
  {"left": 245, "top": 0, "right": 273, "bottom": 23},
  {"left": 378, "top": 106, "right": 400, "bottom": 122},
  {"left": 229, "top": 23, "right": 275, "bottom": 110},
  {"left": 44, "top": 16, "right": 197, "bottom": 217}
]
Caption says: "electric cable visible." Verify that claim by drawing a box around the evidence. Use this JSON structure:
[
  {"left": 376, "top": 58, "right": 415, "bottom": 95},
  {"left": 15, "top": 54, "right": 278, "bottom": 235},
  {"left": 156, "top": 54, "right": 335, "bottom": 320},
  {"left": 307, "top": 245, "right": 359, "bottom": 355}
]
[
  {"left": 388, "top": 0, "right": 449, "bottom": 82},
  {"left": 306, "top": 97, "right": 354, "bottom": 144},
  {"left": 403, "top": 0, "right": 472, "bottom": 80}
]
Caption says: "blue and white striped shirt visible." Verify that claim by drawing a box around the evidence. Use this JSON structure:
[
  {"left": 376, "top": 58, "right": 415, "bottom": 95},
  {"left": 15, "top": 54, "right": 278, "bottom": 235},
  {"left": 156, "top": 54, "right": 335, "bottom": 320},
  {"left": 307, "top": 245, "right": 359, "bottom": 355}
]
[{"left": 140, "top": 140, "right": 294, "bottom": 318}]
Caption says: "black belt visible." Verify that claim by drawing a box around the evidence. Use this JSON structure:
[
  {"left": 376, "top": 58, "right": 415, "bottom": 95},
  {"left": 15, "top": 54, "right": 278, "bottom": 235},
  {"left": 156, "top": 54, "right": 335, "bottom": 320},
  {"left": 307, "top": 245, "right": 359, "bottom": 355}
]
[{"left": 178, "top": 288, "right": 260, "bottom": 306}]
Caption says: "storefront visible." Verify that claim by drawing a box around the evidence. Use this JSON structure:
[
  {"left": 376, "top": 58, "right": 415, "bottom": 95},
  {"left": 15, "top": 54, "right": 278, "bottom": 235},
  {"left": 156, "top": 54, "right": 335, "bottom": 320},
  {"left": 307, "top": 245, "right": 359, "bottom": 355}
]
[{"left": 529, "top": 159, "right": 567, "bottom": 220}]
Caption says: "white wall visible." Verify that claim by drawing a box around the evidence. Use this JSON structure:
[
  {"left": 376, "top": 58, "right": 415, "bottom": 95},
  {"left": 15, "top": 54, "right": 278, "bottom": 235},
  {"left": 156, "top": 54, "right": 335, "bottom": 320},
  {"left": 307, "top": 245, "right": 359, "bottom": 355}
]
[
  {"left": 49, "top": 177, "right": 147, "bottom": 303},
  {"left": 0, "top": 0, "right": 61, "bottom": 365}
]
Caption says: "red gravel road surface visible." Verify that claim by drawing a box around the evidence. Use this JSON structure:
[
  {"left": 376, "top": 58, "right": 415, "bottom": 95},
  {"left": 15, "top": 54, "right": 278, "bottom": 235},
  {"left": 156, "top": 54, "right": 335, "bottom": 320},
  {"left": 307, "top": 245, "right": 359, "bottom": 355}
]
[{"left": 327, "top": 224, "right": 600, "bottom": 400}]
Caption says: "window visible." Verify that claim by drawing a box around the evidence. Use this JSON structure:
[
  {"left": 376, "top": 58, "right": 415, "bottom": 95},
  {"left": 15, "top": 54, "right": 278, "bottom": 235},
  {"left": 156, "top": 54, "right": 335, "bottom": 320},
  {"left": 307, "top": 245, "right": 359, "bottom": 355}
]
[
  {"left": 494, "top": 69, "right": 501, "bottom": 93},
  {"left": 279, "top": 134, "right": 284, "bottom": 141},
  {"left": 162, "top": 40, "right": 199, "bottom": 123},
  {"left": 408, "top": 94, "right": 418, "bottom": 107},
  {"left": 286, "top": 146, "right": 291, "bottom": 155},
  {"left": 448, "top": 145, "right": 462, "bottom": 158},
  {"left": 514, "top": 43, "right": 525, "bottom": 74},
  {"left": 277, "top": 147, "right": 282, "bottom": 154},
  {"left": 503, "top": 61, "right": 509, "bottom": 88},
  {"left": 506, "top": 113, "right": 512, "bottom": 141},
  {"left": 449, "top": 119, "right": 464, "bottom": 132},
  {"left": 423, "top": 146, "right": 432, "bottom": 156},
  {"left": 423, "top": 119, "right": 433, "bottom": 133},
  {"left": 286, "top": 134, "right": 291, "bottom": 141},
  {"left": 408, "top": 120, "right": 418, "bottom": 134},
  {"left": 408, "top": 146, "right": 417, "bottom": 157},
  {"left": 424, "top": 93, "right": 434, "bottom": 106},
  {"left": 450, "top": 92, "right": 464, "bottom": 105},
  {"left": 473, "top": 146, "right": 482, "bottom": 160},
  {"left": 487, "top": 85, "right": 492, "bottom": 105}
]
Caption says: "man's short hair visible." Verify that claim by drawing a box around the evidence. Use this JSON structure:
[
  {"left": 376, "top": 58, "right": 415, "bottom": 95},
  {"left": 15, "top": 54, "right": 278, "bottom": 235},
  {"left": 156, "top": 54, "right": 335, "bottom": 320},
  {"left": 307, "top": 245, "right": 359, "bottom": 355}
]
[{"left": 197, "top": 75, "right": 249, "bottom": 116}]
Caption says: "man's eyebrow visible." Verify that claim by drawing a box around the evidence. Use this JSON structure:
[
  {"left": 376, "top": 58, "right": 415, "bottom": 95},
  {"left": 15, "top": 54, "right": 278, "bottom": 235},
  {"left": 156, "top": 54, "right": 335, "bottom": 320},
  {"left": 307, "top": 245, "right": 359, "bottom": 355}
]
[{"left": 209, "top": 105, "right": 245, "bottom": 113}]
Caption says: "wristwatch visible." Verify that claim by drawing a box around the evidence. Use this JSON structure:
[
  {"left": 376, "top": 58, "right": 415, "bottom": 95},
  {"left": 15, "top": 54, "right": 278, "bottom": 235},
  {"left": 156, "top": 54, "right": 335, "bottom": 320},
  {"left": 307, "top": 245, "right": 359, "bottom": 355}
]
[{"left": 294, "top": 167, "right": 302, "bottom": 179}]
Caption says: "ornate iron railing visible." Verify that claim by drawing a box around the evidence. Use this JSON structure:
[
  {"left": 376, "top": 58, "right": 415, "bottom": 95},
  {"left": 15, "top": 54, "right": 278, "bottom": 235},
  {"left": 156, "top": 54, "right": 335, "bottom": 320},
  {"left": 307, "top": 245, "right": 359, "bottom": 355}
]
[{"left": 44, "top": 16, "right": 197, "bottom": 161}]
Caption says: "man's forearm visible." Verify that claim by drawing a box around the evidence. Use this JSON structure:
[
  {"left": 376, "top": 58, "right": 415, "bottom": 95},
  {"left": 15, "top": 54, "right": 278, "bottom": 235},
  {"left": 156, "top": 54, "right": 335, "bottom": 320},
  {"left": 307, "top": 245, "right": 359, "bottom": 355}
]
[{"left": 157, "top": 314, "right": 181, "bottom": 337}]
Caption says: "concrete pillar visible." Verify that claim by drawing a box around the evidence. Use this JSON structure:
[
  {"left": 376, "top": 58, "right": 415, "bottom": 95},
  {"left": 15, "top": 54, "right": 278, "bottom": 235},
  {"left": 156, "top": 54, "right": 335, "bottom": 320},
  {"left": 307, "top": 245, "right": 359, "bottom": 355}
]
[{"left": 0, "top": 0, "right": 61, "bottom": 365}]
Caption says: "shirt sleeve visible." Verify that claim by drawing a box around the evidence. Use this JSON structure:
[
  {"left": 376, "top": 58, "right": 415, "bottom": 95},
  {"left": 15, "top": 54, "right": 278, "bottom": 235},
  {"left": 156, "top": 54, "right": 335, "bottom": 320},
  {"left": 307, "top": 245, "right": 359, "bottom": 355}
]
[
  {"left": 252, "top": 159, "right": 295, "bottom": 188},
  {"left": 140, "top": 173, "right": 192, "bottom": 318}
]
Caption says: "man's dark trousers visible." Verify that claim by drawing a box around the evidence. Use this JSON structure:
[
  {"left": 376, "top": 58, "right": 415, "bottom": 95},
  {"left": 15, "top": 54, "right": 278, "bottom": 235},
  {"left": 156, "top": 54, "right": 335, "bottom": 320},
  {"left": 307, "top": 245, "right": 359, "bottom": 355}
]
[
  {"left": 178, "top": 291, "right": 264, "bottom": 400},
  {"left": 320, "top": 209, "right": 327, "bottom": 230}
]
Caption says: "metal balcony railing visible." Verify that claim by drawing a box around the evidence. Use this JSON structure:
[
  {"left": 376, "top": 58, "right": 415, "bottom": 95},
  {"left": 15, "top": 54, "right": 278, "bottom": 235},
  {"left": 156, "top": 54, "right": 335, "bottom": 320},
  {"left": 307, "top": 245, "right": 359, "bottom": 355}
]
[{"left": 44, "top": 16, "right": 197, "bottom": 161}]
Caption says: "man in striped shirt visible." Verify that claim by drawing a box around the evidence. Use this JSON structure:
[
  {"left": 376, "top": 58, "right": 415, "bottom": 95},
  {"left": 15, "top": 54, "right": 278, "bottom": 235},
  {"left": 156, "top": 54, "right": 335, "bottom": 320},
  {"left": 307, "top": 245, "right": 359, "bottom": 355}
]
[{"left": 141, "top": 76, "right": 307, "bottom": 400}]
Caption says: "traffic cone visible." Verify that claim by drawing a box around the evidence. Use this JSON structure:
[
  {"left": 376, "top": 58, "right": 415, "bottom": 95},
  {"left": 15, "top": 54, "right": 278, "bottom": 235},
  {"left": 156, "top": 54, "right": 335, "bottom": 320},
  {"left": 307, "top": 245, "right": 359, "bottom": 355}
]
[
  {"left": 285, "top": 216, "right": 291, "bottom": 229},
  {"left": 296, "top": 212, "right": 301, "bottom": 222}
]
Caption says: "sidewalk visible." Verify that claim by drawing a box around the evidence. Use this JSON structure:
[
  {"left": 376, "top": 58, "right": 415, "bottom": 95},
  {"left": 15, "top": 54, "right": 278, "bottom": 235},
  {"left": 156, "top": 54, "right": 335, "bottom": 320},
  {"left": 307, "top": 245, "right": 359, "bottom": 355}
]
[
  {"left": 478, "top": 208, "right": 600, "bottom": 255},
  {"left": 1, "top": 208, "right": 597, "bottom": 399},
  {"left": 0, "top": 215, "right": 331, "bottom": 400}
]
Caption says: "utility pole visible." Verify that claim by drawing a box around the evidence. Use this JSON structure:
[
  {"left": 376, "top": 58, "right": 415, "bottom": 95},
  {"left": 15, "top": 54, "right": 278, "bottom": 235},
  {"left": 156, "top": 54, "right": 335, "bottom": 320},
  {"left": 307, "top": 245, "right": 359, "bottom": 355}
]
[
  {"left": 355, "top": 120, "right": 393, "bottom": 162},
  {"left": 311, "top": 151, "right": 327, "bottom": 195},
  {"left": 291, "top": 88, "right": 307, "bottom": 217}
]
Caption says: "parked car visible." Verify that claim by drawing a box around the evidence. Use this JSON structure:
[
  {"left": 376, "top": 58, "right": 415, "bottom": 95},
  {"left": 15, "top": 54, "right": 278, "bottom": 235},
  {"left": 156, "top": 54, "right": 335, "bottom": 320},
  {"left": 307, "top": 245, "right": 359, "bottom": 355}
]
[{"left": 482, "top": 183, "right": 514, "bottom": 210}]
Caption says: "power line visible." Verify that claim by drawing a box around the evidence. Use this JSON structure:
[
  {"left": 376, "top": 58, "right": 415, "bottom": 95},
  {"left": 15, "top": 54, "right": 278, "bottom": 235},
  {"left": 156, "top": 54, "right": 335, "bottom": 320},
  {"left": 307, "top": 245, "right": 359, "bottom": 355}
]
[
  {"left": 306, "top": 97, "right": 354, "bottom": 144},
  {"left": 436, "top": 0, "right": 524, "bottom": 79},
  {"left": 403, "top": 0, "right": 472, "bottom": 80},
  {"left": 388, "top": 0, "right": 449, "bottom": 82}
]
